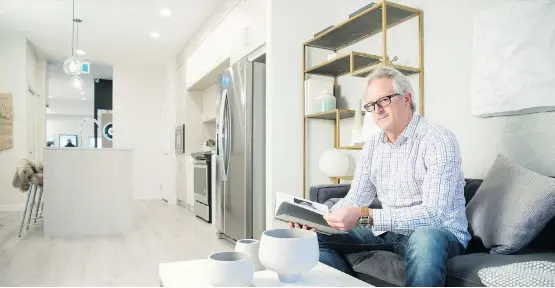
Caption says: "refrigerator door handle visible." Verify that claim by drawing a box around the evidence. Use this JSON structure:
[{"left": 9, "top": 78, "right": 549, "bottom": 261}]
[
  {"left": 220, "top": 90, "right": 229, "bottom": 182},
  {"left": 225, "top": 93, "right": 232, "bottom": 180}
]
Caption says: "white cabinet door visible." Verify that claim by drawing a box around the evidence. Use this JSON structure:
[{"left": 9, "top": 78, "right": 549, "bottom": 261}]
[{"left": 230, "top": 0, "right": 266, "bottom": 64}]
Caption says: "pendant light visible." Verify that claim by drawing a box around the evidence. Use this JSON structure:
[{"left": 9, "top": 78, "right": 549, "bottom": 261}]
[{"left": 63, "top": 0, "right": 82, "bottom": 76}]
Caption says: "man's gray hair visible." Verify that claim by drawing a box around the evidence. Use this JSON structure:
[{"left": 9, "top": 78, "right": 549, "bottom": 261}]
[{"left": 366, "top": 66, "right": 415, "bottom": 112}]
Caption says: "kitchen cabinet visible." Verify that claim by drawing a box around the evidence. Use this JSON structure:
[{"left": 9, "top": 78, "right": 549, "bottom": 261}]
[
  {"left": 230, "top": 0, "right": 267, "bottom": 64},
  {"left": 185, "top": 0, "right": 266, "bottom": 91},
  {"left": 202, "top": 84, "right": 217, "bottom": 122}
]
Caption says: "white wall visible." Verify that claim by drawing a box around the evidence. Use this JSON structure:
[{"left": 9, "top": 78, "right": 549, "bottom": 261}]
[
  {"left": 0, "top": 36, "right": 28, "bottom": 210},
  {"left": 266, "top": 0, "right": 346, "bottom": 228},
  {"left": 0, "top": 38, "right": 45, "bottom": 210},
  {"left": 26, "top": 42, "right": 47, "bottom": 161},
  {"left": 112, "top": 63, "right": 168, "bottom": 200}
]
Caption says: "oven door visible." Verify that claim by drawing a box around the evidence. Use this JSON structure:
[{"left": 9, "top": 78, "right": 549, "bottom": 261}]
[{"left": 194, "top": 162, "right": 209, "bottom": 205}]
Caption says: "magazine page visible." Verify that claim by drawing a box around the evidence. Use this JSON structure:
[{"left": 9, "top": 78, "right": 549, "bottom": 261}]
[{"left": 274, "top": 192, "right": 346, "bottom": 235}]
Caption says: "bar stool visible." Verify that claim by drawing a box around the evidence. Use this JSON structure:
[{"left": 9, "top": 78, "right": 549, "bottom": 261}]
[
  {"left": 12, "top": 159, "right": 44, "bottom": 237},
  {"left": 19, "top": 183, "right": 44, "bottom": 237}
]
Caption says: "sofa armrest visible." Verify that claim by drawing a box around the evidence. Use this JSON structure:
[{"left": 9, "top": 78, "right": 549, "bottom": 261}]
[{"left": 309, "top": 184, "right": 350, "bottom": 204}]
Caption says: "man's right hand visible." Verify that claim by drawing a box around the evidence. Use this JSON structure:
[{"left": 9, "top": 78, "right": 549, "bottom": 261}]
[{"left": 287, "top": 222, "right": 316, "bottom": 231}]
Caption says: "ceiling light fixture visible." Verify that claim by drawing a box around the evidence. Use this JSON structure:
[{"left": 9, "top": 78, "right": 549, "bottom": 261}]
[
  {"left": 150, "top": 31, "right": 161, "bottom": 39},
  {"left": 71, "top": 76, "right": 86, "bottom": 91},
  {"left": 80, "top": 91, "right": 85, "bottom": 95},
  {"left": 159, "top": 8, "right": 172, "bottom": 17},
  {"left": 76, "top": 49, "right": 86, "bottom": 56},
  {"left": 63, "top": 0, "right": 84, "bottom": 77},
  {"left": 81, "top": 97, "right": 87, "bottom": 100},
  {"left": 48, "top": 95, "right": 52, "bottom": 98}
]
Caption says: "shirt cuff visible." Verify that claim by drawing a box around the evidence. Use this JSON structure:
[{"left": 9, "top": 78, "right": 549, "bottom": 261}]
[{"left": 372, "top": 207, "right": 393, "bottom": 231}]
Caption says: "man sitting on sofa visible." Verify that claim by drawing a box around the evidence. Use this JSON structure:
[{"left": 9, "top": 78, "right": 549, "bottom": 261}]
[{"left": 289, "top": 67, "right": 471, "bottom": 287}]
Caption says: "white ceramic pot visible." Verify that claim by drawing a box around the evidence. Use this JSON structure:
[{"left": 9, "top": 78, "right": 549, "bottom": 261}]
[
  {"left": 235, "top": 239, "right": 265, "bottom": 271},
  {"left": 206, "top": 251, "right": 254, "bottom": 287},
  {"left": 259, "top": 228, "right": 319, "bottom": 283}
]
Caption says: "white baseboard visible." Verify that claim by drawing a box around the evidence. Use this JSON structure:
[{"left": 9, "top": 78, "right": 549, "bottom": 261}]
[
  {"left": 177, "top": 199, "right": 194, "bottom": 212},
  {"left": 0, "top": 204, "right": 25, "bottom": 212}
]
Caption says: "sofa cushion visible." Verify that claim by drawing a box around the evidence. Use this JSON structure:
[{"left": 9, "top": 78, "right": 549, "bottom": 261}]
[
  {"left": 466, "top": 154, "right": 555, "bottom": 254},
  {"left": 346, "top": 251, "right": 405, "bottom": 287},
  {"left": 446, "top": 252, "right": 555, "bottom": 287}
]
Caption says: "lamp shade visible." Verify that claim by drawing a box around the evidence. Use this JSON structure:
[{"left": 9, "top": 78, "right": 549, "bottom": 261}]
[
  {"left": 63, "top": 56, "right": 81, "bottom": 76},
  {"left": 318, "top": 149, "right": 349, "bottom": 177}
]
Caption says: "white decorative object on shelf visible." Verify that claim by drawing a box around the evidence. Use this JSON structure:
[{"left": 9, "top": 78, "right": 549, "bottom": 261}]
[
  {"left": 313, "top": 89, "right": 336, "bottom": 113},
  {"left": 235, "top": 239, "right": 265, "bottom": 272},
  {"left": 305, "top": 77, "right": 334, "bottom": 114},
  {"left": 206, "top": 251, "right": 254, "bottom": 287},
  {"left": 319, "top": 149, "right": 349, "bottom": 177},
  {"left": 259, "top": 228, "right": 319, "bottom": 283},
  {"left": 351, "top": 98, "right": 364, "bottom": 145}
]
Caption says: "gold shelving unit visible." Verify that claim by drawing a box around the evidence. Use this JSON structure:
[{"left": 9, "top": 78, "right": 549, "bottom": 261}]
[{"left": 302, "top": 1, "right": 424, "bottom": 197}]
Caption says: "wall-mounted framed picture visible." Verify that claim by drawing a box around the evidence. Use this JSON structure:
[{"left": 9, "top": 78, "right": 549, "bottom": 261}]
[
  {"left": 175, "top": 124, "right": 185, "bottom": 154},
  {"left": 60, "top": 134, "right": 78, "bottom": 147}
]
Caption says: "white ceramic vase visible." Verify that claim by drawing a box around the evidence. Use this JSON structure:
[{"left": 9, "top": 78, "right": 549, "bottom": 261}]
[
  {"left": 259, "top": 228, "right": 319, "bottom": 283},
  {"left": 235, "top": 239, "right": 265, "bottom": 271},
  {"left": 206, "top": 251, "right": 254, "bottom": 287}
]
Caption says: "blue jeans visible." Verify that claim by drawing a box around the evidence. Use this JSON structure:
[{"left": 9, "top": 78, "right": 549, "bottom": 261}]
[{"left": 318, "top": 226, "right": 464, "bottom": 287}]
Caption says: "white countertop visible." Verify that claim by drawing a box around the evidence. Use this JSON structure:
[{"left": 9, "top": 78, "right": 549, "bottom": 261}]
[{"left": 45, "top": 147, "right": 132, "bottom": 151}]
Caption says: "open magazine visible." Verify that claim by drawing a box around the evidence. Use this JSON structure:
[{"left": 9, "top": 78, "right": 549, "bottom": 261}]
[{"left": 274, "top": 192, "right": 348, "bottom": 235}]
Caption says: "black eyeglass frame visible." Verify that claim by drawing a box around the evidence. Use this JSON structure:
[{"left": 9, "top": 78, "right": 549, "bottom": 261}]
[{"left": 363, "top": 93, "right": 401, "bottom": 112}]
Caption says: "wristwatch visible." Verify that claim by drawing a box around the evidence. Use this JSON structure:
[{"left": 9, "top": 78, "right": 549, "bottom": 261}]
[{"left": 357, "top": 207, "right": 372, "bottom": 228}]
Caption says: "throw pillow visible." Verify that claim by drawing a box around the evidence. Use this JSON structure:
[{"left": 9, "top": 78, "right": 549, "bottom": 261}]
[{"left": 466, "top": 154, "right": 555, "bottom": 254}]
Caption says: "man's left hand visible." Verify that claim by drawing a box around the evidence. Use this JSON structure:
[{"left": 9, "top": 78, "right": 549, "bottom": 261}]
[{"left": 323, "top": 206, "right": 361, "bottom": 231}]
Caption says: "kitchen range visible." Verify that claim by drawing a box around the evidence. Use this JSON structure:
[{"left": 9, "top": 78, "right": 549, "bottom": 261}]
[{"left": 192, "top": 151, "right": 213, "bottom": 223}]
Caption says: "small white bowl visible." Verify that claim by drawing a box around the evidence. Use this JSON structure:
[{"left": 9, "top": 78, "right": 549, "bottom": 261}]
[
  {"left": 259, "top": 228, "right": 319, "bottom": 283},
  {"left": 206, "top": 251, "right": 254, "bottom": 287}
]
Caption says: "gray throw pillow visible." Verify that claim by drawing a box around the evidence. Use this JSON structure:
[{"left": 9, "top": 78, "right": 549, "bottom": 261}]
[{"left": 466, "top": 154, "right": 555, "bottom": 254}]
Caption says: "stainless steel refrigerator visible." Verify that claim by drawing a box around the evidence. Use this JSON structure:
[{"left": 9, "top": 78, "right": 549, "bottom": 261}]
[{"left": 215, "top": 57, "right": 266, "bottom": 242}]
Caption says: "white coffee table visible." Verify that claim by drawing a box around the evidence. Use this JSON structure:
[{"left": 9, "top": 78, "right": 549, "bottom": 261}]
[{"left": 159, "top": 259, "right": 371, "bottom": 287}]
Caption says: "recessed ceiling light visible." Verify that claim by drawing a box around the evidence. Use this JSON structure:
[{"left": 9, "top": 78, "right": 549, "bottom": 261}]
[
  {"left": 80, "top": 91, "right": 84, "bottom": 95},
  {"left": 48, "top": 95, "right": 52, "bottom": 98},
  {"left": 81, "top": 97, "right": 86, "bottom": 100},
  {"left": 76, "top": 49, "right": 86, "bottom": 56},
  {"left": 159, "top": 8, "right": 172, "bottom": 17},
  {"left": 150, "top": 31, "right": 160, "bottom": 39}
]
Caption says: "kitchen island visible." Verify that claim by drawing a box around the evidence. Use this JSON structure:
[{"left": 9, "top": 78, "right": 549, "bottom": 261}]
[{"left": 43, "top": 148, "right": 133, "bottom": 237}]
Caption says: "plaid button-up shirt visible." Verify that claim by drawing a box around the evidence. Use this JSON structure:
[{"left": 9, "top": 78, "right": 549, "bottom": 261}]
[{"left": 332, "top": 114, "right": 471, "bottom": 247}]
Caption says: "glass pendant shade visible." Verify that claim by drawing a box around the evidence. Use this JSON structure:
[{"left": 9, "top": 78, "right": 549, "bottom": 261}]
[
  {"left": 64, "top": 56, "right": 81, "bottom": 76},
  {"left": 70, "top": 75, "right": 86, "bottom": 91}
]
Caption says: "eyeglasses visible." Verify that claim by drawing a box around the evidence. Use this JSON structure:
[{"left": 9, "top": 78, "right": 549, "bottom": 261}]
[{"left": 363, "top": 93, "right": 400, "bottom": 112}]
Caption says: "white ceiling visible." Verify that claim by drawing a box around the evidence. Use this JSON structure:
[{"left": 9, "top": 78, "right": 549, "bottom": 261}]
[{"left": 0, "top": 0, "right": 221, "bottom": 66}]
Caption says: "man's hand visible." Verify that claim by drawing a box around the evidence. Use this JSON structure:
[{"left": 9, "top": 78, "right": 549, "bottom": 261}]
[
  {"left": 323, "top": 206, "right": 362, "bottom": 231},
  {"left": 287, "top": 222, "right": 316, "bottom": 231}
]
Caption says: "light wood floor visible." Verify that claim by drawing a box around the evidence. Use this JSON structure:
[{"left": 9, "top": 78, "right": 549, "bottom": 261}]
[{"left": 0, "top": 200, "right": 232, "bottom": 286}]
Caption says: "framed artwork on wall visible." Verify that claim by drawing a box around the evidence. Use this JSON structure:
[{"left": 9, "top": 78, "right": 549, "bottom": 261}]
[{"left": 175, "top": 124, "right": 185, "bottom": 154}]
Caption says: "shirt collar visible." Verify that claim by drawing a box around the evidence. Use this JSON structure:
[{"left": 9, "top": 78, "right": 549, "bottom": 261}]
[{"left": 380, "top": 114, "right": 421, "bottom": 143}]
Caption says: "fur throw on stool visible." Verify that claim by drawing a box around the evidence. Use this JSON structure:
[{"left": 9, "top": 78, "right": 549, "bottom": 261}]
[{"left": 12, "top": 159, "right": 43, "bottom": 191}]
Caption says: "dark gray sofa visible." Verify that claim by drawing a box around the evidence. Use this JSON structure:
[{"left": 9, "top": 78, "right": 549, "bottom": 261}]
[{"left": 310, "top": 179, "right": 555, "bottom": 286}]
